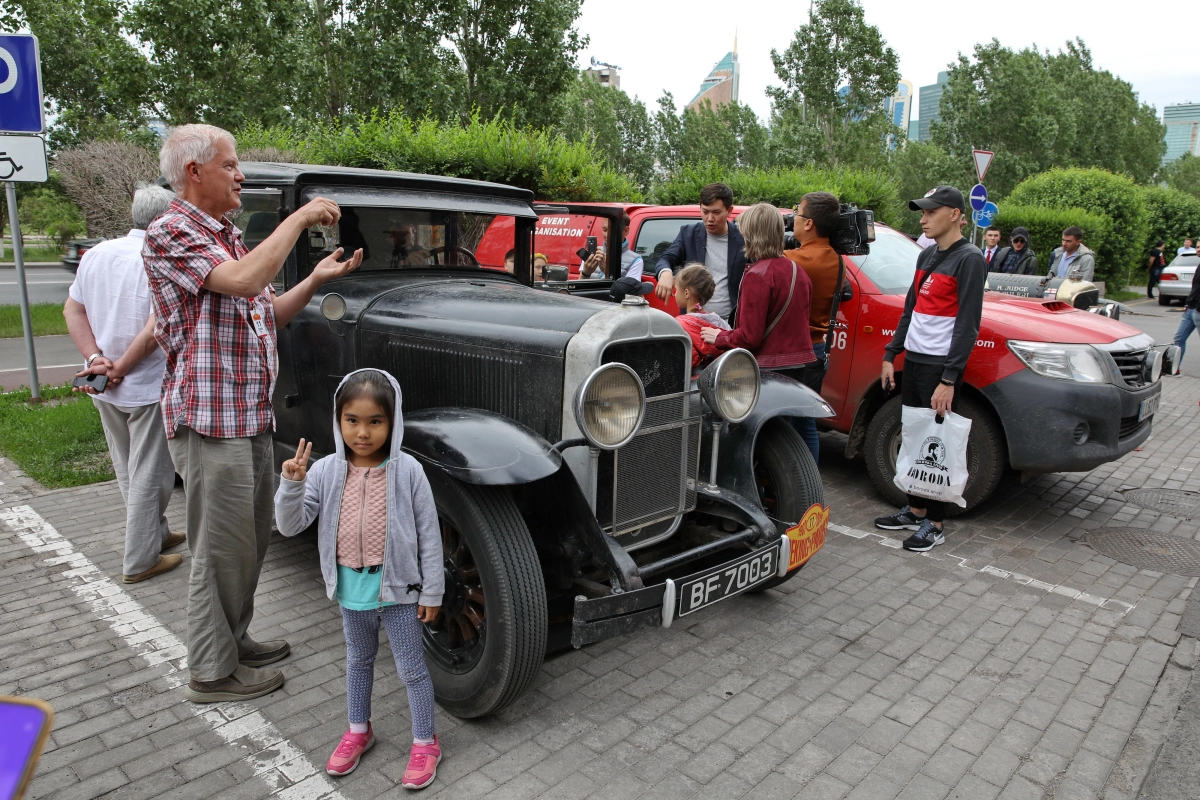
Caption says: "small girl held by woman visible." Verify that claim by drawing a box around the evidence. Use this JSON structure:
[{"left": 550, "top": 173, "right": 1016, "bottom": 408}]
[
  {"left": 274, "top": 368, "right": 444, "bottom": 789},
  {"left": 673, "top": 262, "right": 731, "bottom": 369}
]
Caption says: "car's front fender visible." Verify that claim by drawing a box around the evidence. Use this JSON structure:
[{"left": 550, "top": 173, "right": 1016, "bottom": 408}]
[{"left": 402, "top": 408, "right": 562, "bottom": 485}]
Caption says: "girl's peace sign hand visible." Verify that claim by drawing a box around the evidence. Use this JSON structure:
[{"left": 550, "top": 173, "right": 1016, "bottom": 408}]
[{"left": 282, "top": 439, "right": 313, "bottom": 481}]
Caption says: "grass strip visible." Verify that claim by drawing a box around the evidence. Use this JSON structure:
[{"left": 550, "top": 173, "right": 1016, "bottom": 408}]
[
  {"left": 0, "top": 384, "right": 114, "bottom": 488},
  {"left": 0, "top": 303, "right": 68, "bottom": 338},
  {"left": 1, "top": 246, "right": 63, "bottom": 263}
]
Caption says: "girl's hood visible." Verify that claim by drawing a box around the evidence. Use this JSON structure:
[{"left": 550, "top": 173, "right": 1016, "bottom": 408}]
[{"left": 331, "top": 368, "right": 405, "bottom": 464}]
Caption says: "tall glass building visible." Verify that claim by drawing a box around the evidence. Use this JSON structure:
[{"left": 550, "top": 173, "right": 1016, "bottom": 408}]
[
  {"left": 883, "top": 80, "right": 914, "bottom": 149},
  {"left": 917, "top": 72, "right": 950, "bottom": 142},
  {"left": 687, "top": 41, "right": 740, "bottom": 112},
  {"left": 1163, "top": 104, "right": 1200, "bottom": 164}
]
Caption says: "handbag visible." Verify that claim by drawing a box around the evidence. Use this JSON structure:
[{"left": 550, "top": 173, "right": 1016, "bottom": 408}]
[{"left": 893, "top": 407, "right": 973, "bottom": 507}]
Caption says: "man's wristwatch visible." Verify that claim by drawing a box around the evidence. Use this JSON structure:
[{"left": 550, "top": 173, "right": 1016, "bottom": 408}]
[
  {"left": 85, "top": 353, "right": 103, "bottom": 368},
  {"left": 939, "top": 379, "right": 955, "bottom": 386}
]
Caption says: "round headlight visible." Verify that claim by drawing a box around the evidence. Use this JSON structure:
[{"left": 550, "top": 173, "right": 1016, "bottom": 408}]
[
  {"left": 320, "top": 293, "right": 346, "bottom": 321},
  {"left": 574, "top": 364, "right": 645, "bottom": 450},
  {"left": 1144, "top": 349, "right": 1163, "bottom": 383},
  {"left": 698, "top": 349, "right": 760, "bottom": 423}
]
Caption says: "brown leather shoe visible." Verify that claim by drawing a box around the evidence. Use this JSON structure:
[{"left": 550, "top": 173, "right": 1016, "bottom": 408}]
[
  {"left": 239, "top": 639, "right": 291, "bottom": 667},
  {"left": 161, "top": 531, "right": 186, "bottom": 551},
  {"left": 122, "top": 554, "right": 183, "bottom": 584},
  {"left": 184, "top": 665, "right": 285, "bottom": 703}
]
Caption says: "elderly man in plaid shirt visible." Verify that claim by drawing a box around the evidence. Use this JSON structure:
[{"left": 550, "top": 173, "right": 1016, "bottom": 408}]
[{"left": 144, "top": 124, "right": 363, "bottom": 702}]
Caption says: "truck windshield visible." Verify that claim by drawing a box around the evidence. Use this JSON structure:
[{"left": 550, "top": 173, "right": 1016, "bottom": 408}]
[
  {"left": 310, "top": 206, "right": 519, "bottom": 274},
  {"left": 854, "top": 226, "right": 921, "bottom": 295}
]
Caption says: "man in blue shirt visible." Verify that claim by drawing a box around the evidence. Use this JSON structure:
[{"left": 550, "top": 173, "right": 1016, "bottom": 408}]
[{"left": 1048, "top": 226, "right": 1096, "bottom": 281}]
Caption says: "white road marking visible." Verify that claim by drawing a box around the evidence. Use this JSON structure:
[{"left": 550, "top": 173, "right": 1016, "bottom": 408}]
[
  {"left": 829, "top": 522, "right": 1136, "bottom": 614},
  {"left": 0, "top": 364, "right": 81, "bottom": 373},
  {"left": 0, "top": 505, "right": 349, "bottom": 799}
]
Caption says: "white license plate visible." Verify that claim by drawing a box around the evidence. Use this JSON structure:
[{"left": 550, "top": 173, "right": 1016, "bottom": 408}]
[
  {"left": 676, "top": 543, "right": 779, "bottom": 617},
  {"left": 1139, "top": 395, "right": 1160, "bottom": 422}
]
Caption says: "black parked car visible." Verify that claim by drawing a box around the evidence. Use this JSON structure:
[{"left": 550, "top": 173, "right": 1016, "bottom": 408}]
[
  {"left": 62, "top": 238, "right": 105, "bottom": 272},
  {"left": 238, "top": 163, "right": 831, "bottom": 718}
]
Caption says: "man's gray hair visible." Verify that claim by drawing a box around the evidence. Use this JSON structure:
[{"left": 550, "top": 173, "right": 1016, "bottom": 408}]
[
  {"left": 159, "top": 124, "right": 236, "bottom": 190},
  {"left": 132, "top": 184, "right": 176, "bottom": 229}
]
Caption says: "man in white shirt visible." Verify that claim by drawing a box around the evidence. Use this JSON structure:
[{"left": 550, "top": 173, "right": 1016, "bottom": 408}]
[
  {"left": 64, "top": 184, "right": 184, "bottom": 584},
  {"left": 981, "top": 226, "right": 1001, "bottom": 269},
  {"left": 1179, "top": 238, "right": 1197, "bottom": 256}
]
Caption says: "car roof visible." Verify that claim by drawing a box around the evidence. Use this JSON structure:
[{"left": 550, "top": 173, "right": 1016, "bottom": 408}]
[{"left": 239, "top": 162, "right": 535, "bottom": 203}]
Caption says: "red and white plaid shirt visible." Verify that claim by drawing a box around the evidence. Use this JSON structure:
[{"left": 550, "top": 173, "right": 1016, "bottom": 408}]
[{"left": 143, "top": 198, "right": 277, "bottom": 439}]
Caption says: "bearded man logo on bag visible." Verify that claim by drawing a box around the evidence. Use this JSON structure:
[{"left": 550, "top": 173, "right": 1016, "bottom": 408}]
[{"left": 916, "top": 437, "right": 947, "bottom": 471}]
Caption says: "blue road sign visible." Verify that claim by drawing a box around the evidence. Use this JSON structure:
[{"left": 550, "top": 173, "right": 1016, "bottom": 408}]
[
  {"left": 970, "top": 183, "right": 988, "bottom": 212},
  {"left": 0, "top": 35, "right": 44, "bottom": 134},
  {"left": 972, "top": 201, "right": 999, "bottom": 227}
]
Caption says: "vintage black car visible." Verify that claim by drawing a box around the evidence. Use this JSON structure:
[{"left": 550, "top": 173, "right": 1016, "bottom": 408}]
[{"left": 238, "top": 163, "right": 831, "bottom": 718}]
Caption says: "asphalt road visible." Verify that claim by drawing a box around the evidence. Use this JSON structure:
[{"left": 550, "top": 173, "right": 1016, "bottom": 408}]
[
  {"left": 0, "top": 334, "right": 83, "bottom": 391},
  {"left": 1115, "top": 294, "right": 1200, "bottom": 377},
  {"left": 0, "top": 265, "right": 73, "bottom": 305}
]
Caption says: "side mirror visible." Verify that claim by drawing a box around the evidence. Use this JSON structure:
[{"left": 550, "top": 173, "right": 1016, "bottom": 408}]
[{"left": 840, "top": 281, "right": 853, "bottom": 302}]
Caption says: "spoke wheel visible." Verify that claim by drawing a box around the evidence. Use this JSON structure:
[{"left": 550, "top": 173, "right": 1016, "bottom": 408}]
[{"left": 423, "top": 520, "right": 486, "bottom": 674}]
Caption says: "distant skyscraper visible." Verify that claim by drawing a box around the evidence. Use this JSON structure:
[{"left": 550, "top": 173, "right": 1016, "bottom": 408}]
[
  {"left": 917, "top": 71, "right": 950, "bottom": 142},
  {"left": 908, "top": 119, "right": 920, "bottom": 142},
  {"left": 1163, "top": 103, "right": 1200, "bottom": 164},
  {"left": 883, "top": 80, "right": 914, "bottom": 149},
  {"left": 687, "top": 38, "right": 741, "bottom": 112},
  {"left": 584, "top": 58, "right": 621, "bottom": 90}
]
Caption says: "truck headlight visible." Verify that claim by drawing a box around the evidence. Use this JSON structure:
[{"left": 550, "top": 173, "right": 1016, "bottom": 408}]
[
  {"left": 698, "top": 349, "right": 760, "bottom": 423},
  {"left": 1007, "top": 340, "right": 1107, "bottom": 383},
  {"left": 575, "top": 363, "right": 645, "bottom": 449}
]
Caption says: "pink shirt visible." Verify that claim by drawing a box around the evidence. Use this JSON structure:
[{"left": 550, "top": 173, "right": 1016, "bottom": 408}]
[{"left": 336, "top": 464, "right": 388, "bottom": 567}]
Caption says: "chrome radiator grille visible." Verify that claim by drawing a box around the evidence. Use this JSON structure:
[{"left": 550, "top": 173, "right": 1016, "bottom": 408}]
[
  {"left": 596, "top": 341, "right": 701, "bottom": 538},
  {"left": 1110, "top": 349, "right": 1148, "bottom": 388}
]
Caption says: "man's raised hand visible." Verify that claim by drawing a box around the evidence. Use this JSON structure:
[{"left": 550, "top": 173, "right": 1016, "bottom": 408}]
[
  {"left": 296, "top": 197, "right": 342, "bottom": 229},
  {"left": 312, "top": 247, "right": 364, "bottom": 285},
  {"left": 282, "top": 438, "right": 313, "bottom": 481}
]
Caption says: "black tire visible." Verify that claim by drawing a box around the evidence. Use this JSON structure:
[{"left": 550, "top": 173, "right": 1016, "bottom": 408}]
[
  {"left": 1159, "top": 294, "right": 1172, "bottom": 306},
  {"left": 422, "top": 471, "right": 546, "bottom": 718},
  {"left": 864, "top": 394, "right": 1007, "bottom": 516},
  {"left": 748, "top": 418, "right": 824, "bottom": 592}
]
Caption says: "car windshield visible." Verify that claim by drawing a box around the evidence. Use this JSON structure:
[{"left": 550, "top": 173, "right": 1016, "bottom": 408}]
[
  {"left": 1169, "top": 254, "right": 1200, "bottom": 268},
  {"left": 853, "top": 225, "right": 921, "bottom": 295},
  {"left": 309, "top": 206, "right": 519, "bottom": 274},
  {"left": 634, "top": 218, "right": 693, "bottom": 269}
]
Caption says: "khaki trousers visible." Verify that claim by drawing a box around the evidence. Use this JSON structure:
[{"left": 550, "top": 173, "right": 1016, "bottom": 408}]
[
  {"left": 93, "top": 399, "right": 175, "bottom": 576},
  {"left": 168, "top": 426, "right": 274, "bottom": 681}
]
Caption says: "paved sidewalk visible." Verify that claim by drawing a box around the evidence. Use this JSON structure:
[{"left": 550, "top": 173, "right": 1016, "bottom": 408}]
[{"left": 3, "top": 379, "right": 1200, "bottom": 800}]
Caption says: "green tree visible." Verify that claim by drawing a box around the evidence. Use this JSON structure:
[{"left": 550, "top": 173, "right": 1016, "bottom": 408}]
[
  {"left": 935, "top": 39, "right": 1165, "bottom": 199},
  {"left": 888, "top": 141, "right": 973, "bottom": 235},
  {"left": 1, "top": 0, "right": 154, "bottom": 147},
  {"left": 654, "top": 94, "right": 770, "bottom": 173},
  {"left": 767, "top": 0, "right": 900, "bottom": 168},
  {"left": 443, "top": 0, "right": 586, "bottom": 125},
  {"left": 554, "top": 73, "right": 655, "bottom": 189},
  {"left": 19, "top": 178, "right": 87, "bottom": 249},
  {"left": 1159, "top": 153, "right": 1200, "bottom": 200}
]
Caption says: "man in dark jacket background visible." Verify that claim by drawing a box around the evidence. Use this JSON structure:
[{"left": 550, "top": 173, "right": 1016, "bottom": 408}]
[
  {"left": 992, "top": 227, "right": 1038, "bottom": 274},
  {"left": 654, "top": 183, "right": 746, "bottom": 322}
]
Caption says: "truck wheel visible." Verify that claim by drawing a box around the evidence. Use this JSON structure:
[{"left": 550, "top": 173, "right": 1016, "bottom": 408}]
[
  {"left": 864, "top": 395, "right": 1007, "bottom": 516},
  {"left": 748, "top": 418, "right": 824, "bottom": 592},
  {"left": 422, "top": 472, "right": 547, "bottom": 718}
]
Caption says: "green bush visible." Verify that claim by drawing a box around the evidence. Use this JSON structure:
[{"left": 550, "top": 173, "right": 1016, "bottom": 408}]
[
  {"left": 237, "top": 112, "right": 644, "bottom": 203},
  {"left": 653, "top": 163, "right": 904, "bottom": 228},
  {"left": 1006, "top": 167, "right": 1148, "bottom": 286},
  {"left": 1141, "top": 186, "right": 1200, "bottom": 263},
  {"left": 992, "top": 205, "right": 1112, "bottom": 277}
]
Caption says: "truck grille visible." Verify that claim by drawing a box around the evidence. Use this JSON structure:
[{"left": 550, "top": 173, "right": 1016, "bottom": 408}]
[
  {"left": 1119, "top": 415, "right": 1147, "bottom": 439},
  {"left": 1111, "top": 349, "right": 1148, "bottom": 387},
  {"left": 596, "top": 341, "right": 700, "bottom": 540}
]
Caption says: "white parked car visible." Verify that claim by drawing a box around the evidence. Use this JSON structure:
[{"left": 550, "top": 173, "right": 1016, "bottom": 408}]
[{"left": 1157, "top": 254, "right": 1199, "bottom": 305}]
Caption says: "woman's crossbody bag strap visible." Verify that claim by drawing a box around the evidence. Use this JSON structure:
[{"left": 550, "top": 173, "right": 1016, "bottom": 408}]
[{"left": 763, "top": 261, "right": 798, "bottom": 338}]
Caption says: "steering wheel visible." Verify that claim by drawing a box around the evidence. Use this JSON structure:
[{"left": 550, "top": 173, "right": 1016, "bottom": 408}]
[{"left": 428, "top": 246, "right": 479, "bottom": 267}]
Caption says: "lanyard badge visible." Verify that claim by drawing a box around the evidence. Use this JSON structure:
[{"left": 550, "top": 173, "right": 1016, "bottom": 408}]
[{"left": 251, "top": 299, "right": 271, "bottom": 338}]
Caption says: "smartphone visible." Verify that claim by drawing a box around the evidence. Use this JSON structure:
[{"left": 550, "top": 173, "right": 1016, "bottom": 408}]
[
  {"left": 575, "top": 247, "right": 591, "bottom": 262},
  {"left": 72, "top": 373, "right": 108, "bottom": 393},
  {"left": 0, "top": 696, "right": 54, "bottom": 800},
  {"left": 586, "top": 236, "right": 597, "bottom": 254}
]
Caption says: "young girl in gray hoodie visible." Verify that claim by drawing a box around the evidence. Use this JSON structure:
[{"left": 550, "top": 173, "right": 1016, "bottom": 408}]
[{"left": 274, "top": 368, "right": 444, "bottom": 788}]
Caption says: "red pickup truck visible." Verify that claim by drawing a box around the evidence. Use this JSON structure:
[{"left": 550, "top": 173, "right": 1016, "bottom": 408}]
[{"left": 484, "top": 203, "right": 1165, "bottom": 511}]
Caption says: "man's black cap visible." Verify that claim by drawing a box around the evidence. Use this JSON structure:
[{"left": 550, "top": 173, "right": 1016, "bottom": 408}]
[{"left": 909, "top": 186, "right": 965, "bottom": 213}]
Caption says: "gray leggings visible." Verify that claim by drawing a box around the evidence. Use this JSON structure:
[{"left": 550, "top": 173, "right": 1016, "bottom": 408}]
[{"left": 341, "top": 604, "right": 435, "bottom": 740}]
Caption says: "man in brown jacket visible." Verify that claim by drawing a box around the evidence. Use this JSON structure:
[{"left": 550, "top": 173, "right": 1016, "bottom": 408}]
[{"left": 782, "top": 191, "right": 841, "bottom": 462}]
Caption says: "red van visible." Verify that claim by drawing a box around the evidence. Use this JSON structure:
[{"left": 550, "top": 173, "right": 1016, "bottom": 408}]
[{"left": 502, "top": 203, "right": 1165, "bottom": 511}]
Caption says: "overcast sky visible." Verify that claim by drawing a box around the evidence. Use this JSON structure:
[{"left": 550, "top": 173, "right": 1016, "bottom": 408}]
[{"left": 574, "top": 0, "right": 1196, "bottom": 124}]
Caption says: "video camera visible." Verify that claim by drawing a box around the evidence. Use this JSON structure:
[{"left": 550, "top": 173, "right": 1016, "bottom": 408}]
[{"left": 782, "top": 203, "right": 875, "bottom": 256}]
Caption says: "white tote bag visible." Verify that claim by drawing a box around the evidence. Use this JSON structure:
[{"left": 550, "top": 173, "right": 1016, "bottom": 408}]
[{"left": 893, "top": 407, "right": 973, "bottom": 507}]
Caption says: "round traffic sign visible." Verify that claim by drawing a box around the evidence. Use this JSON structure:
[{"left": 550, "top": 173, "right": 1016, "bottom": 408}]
[
  {"left": 972, "top": 201, "right": 998, "bottom": 227},
  {"left": 969, "top": 184, "right": 988, "bottom": 212}
]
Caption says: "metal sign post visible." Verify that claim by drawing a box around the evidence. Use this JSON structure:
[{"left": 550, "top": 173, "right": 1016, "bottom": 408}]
[{"left": 0, "top": 35, "right": 46, "bottom": 401}]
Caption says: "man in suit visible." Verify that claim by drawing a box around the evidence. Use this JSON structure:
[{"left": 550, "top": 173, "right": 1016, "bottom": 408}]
[
  {"left": 653, "top": 183, "right": 746, "bottom": 322},
  {"left": 981, "top": 226, "right": 1001, "bottom": 268}
]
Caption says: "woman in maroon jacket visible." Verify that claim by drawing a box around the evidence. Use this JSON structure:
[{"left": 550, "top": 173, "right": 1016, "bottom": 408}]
[{"left": 700, "top": 202, "right": 816, "bottom": 373}]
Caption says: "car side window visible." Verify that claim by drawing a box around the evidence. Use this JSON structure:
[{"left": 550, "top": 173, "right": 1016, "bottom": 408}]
[
  {"left": 633, "top": 218, "right": 694, "bottom": 272},
  {"left": 234, "top": 189, "right": 284, "bottom": 290}
]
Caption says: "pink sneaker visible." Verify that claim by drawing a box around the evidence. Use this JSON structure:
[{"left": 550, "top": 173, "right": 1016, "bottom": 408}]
[
  {"left": 326, "top": 725, "right": 375, "bottom": 776},
  {"left": 401, "top": 736, "right": 441, "bottom": 790}
]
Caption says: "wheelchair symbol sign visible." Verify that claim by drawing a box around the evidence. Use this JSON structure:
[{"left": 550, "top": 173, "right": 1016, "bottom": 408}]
[
  {"left": 0, "top": 35, "right": 44, "bottom": 133},
  {"left": 0, "top": 135, "right": 47, "bottom": 183}
]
